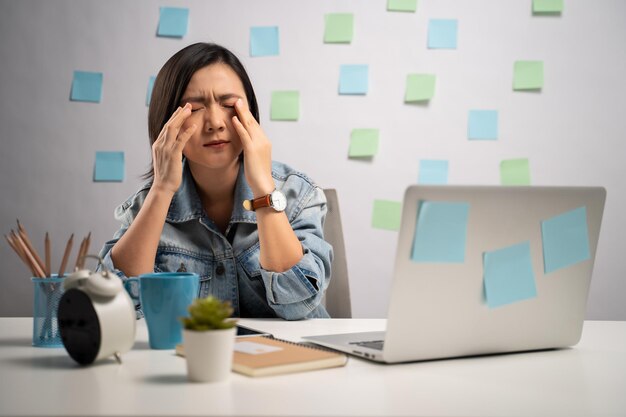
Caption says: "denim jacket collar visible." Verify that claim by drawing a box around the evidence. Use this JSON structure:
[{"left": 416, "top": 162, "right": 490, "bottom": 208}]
[{"left": 165, "top": 159, "right": 256, "bottom": 224}]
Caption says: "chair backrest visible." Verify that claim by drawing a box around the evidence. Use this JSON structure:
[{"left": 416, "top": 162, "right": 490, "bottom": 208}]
[{"left": 321, "top": 189, "right": 352, "bottom": 318}]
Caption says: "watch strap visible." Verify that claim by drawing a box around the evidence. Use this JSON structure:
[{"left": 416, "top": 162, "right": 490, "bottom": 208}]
[
  {"left": 251, "top": 194, "right": 272, "bottom": 210},
  {"left": 242, "top": 193, "right": 272, "bottom": 211}
]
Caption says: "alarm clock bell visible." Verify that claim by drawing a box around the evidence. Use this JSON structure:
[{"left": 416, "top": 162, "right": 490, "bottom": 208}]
[{"left": 58, "top": 255, "right": 136, "bottom": 365}]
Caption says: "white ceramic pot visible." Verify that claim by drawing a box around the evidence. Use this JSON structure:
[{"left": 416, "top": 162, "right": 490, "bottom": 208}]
[{"left": 183, "top": 327, "right": 237, "bottom": 383}]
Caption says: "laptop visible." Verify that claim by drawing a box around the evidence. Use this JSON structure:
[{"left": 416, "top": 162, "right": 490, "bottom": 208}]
[{"left": 303, "top": 186, "right": 606, "bottom": 363}]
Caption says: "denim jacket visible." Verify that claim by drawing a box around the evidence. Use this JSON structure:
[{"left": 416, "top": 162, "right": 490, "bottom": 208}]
[{"left": 98, "top": 160, "right": 332, "bottom": 320}]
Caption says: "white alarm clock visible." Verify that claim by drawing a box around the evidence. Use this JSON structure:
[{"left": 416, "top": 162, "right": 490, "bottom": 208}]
[{"left": 58, "top": 255, "right": 136, "bottom": 365}]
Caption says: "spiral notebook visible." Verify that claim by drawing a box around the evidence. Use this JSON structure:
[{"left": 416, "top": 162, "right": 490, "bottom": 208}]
[{"left": 176, "top": 335, "right": 348, "bottom": 377}]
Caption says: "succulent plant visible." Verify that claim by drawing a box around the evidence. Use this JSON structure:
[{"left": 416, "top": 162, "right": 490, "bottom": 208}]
[{"left": 181, "top": 296, "right": 237, "bottom": 331}]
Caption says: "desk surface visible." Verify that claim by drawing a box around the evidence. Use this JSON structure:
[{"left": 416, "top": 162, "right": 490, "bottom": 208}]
[{"left": 0, "top": 318, "right": 624, "bottom": 417}]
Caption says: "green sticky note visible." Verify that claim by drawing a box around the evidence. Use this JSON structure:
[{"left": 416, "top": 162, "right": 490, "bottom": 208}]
[
  {"left": 405, "top": 74, "right": 436, "bottom": 102},
  {"left": 500, "top": 158, "right": 531, "bottom": 185},
  {"left": 513, "top": 61, "right": 544, "bottom": 90},
  {"left": 324, "top": 13, "right": 354, "bottom": 43},
  {"left": 372, "top": 200, "right": 402, "bottom": 231},
  {"left": 349, "top": 129, "right": 379, "bottom": 158},
  {"left": 270, "top": 91, "right": 299, "bottom": 121},
  {"left": 533, "top": 0, "right": 563, "bottom": 13},
  {"left": 387, "top": 0, "right": 418, "bottom": 12}
]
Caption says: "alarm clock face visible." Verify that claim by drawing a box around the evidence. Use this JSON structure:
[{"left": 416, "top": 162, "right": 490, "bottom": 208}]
[{"left": 58, "top": 289, "right": 102, "bottom": 365}]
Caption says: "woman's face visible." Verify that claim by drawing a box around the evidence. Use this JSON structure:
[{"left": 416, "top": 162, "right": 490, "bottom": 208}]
[{"left": 179, "top": 63, "right": 248, "bottom": 171}]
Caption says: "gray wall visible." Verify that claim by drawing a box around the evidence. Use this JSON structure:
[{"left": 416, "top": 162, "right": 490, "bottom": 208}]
[{"left": 1, "top": 0, "right": 624, "bottom": 319}]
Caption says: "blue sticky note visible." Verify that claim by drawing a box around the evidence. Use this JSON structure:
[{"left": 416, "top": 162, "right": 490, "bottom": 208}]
[
  {"left": 339, "top": 65, "right": 369, "bottom": 95},
  {"left": 541, "top": 207, "right": 591, "bottom": 273},
  {"left": 484, "top": 242, "right": 537, "bottom": 308},
  {"left": 428, "top": 19, "right": 458, "bottom": 49},
  {"left": 411, "top": 201, "right": 469, "bottom": 263},
  {"left": 94, "top": 151, "right": 125, "bottom": 182},
  {"left": 250, "top": 26, "right": 279, "bottom": 57},
  {"left": 157, "top": 7, "right": 189, "bottom": 38},
  {"left": 418, "top": 160, "right": 449, "bottom": 185},
  {"left": 468, "top": 110, "right": 498, "bottom": 140},
  {"left": 146, "top": 76, "right": 156, "bottom": 107},
  {"left": 70, "top": 71, "right": 103, "bottom": 103}
]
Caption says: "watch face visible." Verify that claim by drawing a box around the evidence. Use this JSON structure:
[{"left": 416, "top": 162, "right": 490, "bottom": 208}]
[{"left": 270, "top": 190, "right": 287, "bottom": 212}]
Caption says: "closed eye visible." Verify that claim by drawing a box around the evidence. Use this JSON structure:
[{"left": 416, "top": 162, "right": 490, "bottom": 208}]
[{"left": 190, "top": 107, "right": 204, "bottom": 113}]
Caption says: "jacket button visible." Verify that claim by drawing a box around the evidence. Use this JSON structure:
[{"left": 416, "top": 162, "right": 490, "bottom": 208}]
[{"left": 216, "top": 264, "right": 225, "bottom": 275}]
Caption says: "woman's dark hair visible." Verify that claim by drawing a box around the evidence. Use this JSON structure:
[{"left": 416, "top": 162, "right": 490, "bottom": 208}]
[{"left": 144, "top": 43, "right": 259, "bottom": 180}]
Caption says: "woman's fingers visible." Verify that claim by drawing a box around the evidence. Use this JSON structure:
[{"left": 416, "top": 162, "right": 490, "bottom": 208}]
[
  {"left": 173, "top": 124, "right": 197, "bottom": 151},
  {"left": 233, "top": 99, "right": 261, "bottom": 138},
  {"left": 231, "top": 115, "right": 252, "bottom": 150}
]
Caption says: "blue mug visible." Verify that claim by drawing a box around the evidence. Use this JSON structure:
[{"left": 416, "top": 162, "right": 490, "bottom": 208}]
[{"left": 124, "top": 272, "right": 199, "bottom": 349}]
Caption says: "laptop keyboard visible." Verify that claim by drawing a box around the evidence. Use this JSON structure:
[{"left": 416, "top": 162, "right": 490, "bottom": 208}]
[{"left": 350, "top": 340, "right": 385, "bottom": 350}]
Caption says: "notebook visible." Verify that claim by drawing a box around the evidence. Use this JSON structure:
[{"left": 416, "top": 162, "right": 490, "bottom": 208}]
[
  {"left": 303, "top": 185, "right": 606, "bottom": 363},
  {"left": 176, "top": 335, "right": 348, "bottom": 377}
]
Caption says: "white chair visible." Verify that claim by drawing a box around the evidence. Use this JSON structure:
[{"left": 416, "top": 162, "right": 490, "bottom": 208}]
[{"left": 321, "top": 189, "right": 352, "bottom": 318}]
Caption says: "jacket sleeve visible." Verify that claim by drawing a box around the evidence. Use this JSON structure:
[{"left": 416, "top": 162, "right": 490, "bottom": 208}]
[
  {"left": 259, "top": 186, "right": 333, "bottom": 320},
  {"left": 97, "top": 190, "right": 149, "bottom": 319}
]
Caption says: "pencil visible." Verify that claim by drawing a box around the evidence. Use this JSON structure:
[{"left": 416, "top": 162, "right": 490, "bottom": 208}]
[
  {"left": 58, "top": 233, "right": 74, "bottom": 278},
  {"left": 13, "top": 231, "right": 46, "bottom": 278},
  {"left": 16, "top": 220, "right": 47, "bottom": 277},
  {"left": 45, "top": 232, "right": 51, "bottom": 277},
  {"left": 82, "top": 232, "right": 91, "bottom": 268},
  {"left": 74, "top": 237, "right": 85, "bottom": 271},
  {"left": 9, "top": 231, "right": 37, "bottom": 276},
  {"left": 5, "top": 234, "right": 35, "bottom": 275}
]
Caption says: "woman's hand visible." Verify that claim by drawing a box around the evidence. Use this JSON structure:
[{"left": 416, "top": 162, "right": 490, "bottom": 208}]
[
  {"left": 151, "top": 103, "right": 197, "bottom": 195},
  {"left": 232, "top": 99, "right": 275, "bottom": 197}
]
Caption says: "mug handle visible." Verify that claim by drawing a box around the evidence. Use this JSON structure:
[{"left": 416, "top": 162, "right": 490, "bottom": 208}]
[{"left": 123, "top": 277, "right": 140, "bottom": 303}]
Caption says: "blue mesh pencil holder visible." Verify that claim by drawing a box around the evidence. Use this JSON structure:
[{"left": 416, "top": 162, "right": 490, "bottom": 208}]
[{"left": 31, "top": 276, "right": 65, "bottom": 347}]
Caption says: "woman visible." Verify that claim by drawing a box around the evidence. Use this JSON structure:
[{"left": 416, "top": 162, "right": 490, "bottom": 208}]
[{"left": 99, "top": 43, "right": 332, "bottom": 320}]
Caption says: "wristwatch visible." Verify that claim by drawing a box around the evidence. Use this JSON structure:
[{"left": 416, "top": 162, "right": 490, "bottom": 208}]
[{"left": 243, "top": 189, "right": 287, "bottom": 212}]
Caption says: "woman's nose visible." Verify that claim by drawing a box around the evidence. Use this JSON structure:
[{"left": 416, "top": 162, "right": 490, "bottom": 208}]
[{"left": 204, "top": 107, "right": 226, "bottom": 132}]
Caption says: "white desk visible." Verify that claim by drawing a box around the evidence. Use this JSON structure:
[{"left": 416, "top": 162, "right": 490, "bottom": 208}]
[{"left": 0, "top": 318, "right": 624, "bottom": 417}]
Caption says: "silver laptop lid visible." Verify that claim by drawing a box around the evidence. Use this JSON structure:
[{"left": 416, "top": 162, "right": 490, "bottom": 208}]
[{"left": 383, "top": 186, "right": 606, "bottom": 363}]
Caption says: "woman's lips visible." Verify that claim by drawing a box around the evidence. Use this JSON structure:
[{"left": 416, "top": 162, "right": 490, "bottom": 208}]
[{"left": 203, "top": 140, "right": 230, "bottom": 148}]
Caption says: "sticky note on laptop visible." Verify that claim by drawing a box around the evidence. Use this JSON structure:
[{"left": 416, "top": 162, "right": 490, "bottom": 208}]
[
  {"left": 541, "top": 207, "right": 590, "bottom": 273},
  {"left": 483, "top": 241, "right": 537, "bottom": 308},
  {"left": 411, "top": 201, "right": 469, "bottom": 263}
]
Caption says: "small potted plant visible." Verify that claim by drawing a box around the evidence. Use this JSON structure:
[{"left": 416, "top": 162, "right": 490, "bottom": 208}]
[{"left": 180, "top": 296, "right": 238, "bottom": 383}]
